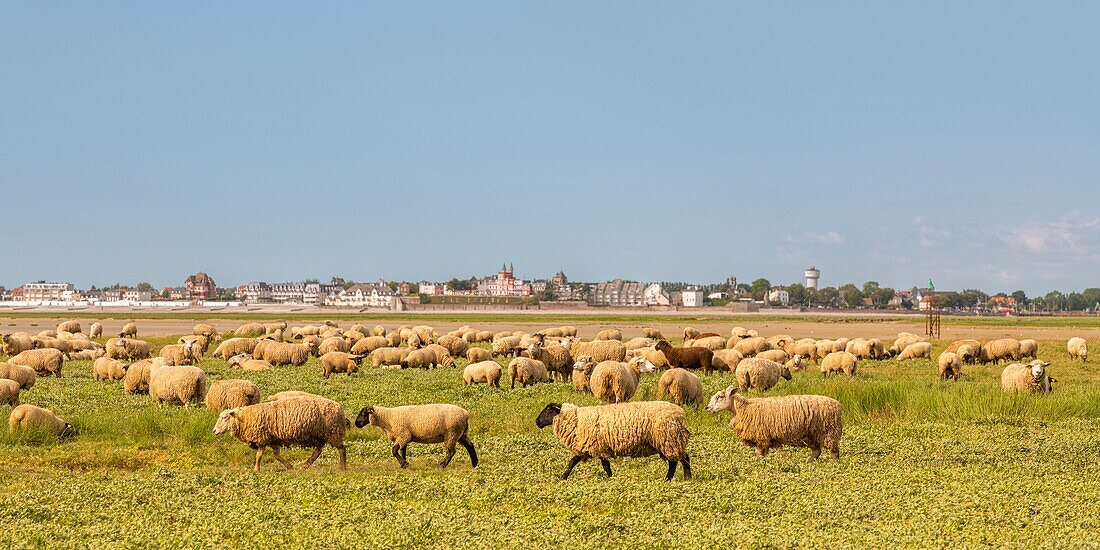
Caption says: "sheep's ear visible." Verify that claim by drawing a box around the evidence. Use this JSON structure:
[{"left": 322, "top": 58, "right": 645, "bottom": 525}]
[{"left": 725, "top": 385, "right": 738, "bottom": 395}]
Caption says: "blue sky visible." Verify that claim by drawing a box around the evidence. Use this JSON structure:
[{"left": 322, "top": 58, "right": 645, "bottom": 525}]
[{"left": 1, "top": 3, "right": 1097, "bottom": 295}]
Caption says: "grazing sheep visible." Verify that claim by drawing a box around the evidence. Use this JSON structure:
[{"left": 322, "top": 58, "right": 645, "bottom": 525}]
[
  {"left": 465, "top": 347, "right": 491, "bottom": 363},
  {"left": 730, "top": 327, "right": 750, "bottom": 339},
  {"left": 756, "top": 349, "right": 790, "bottom": 364},
  {"left": 0, "top": 379, "right": 21, "bottom": 406},
  {"left": 158, "top": 341, "right": 198, "bottom": 366},
  {"left": 10, "top": 349, "right": 64, "bottom": 378},
  {"left": 67, "top": 349, "right": 105, "bottom": 361},
  {"left": 735, "top": 358, "right": 792, "bottom": 391},
  {"left": 264, "top": 322, "right": 288, "bottom": 334},
  {"left": 588, "top": 360, "right": 651, "bottom": 403},
  {"left": 785, "top": 354, "right": 808, "bottom": 372},
  {"left": 123, "top": 358, "right": 158, "bottom": 394},
  {"left": 349, "top": 336, "right": 389, "bottom": 356},
  {"left": 568, "top": 340, "right": 627, "bottom": 363},
  {"left": 706, "top": 386, "right": 843, "bottom": 461},
  {"left": 320, "top": 352, "right": 364, "bottom": 378},
  {"left": 56, "top": 320, "right": 82, "bottom": 334},
  {"left": 261, "top": 341, "right": 315, "bottom": 366},
  {"left": 732, "top": 337, "right": 770, "bottom": 357},
  {"left": 401, "top": 348, "right": 447, "bottom": 370},
  {"left": 214, "top": 396, "right": 349, "bottom": 471},
  {"left": 435, "top": 335, "right": 469, "bottom": 358},
  {"left": 507, "top": 357, "right": 550, "bottom": 389},
  {"left": 655, "top": 341, "right": 713, "bottom": 372},
  {"left": 1068, "top": 337, "right": 1088, "bottom": 362},
  {"left": 956, "top": 344, "right": 979, "bottom": 365},
  {"left": 1018, "top": 339, "right": 1038, "bottom": 360},
  {"left": 888, "top": 332, "right": 928, "bottom": 357},
  {"left": 820, "top": 351, "right": 858, "bottom": 377},
  {"left": 106, "top": 337, "right": 151, "bottom": 361},
  {"left": 946, "top": 339, "right": 982, "bottom": 354},
  {"left": 491, "top": 336, "right": 522, "bottom": 358},
  {"left": 0, "top": 362, "right": 36, "bottom": 390},
  {"left": 463, "top": 360, "right": 503, "bottom": 387},
  {"left": 814, "top": 340, "right": 836, "bottom": 362},
  {"left": 523, "top": 342, "right": 573, "bottom": 382},
  {"left": 784, "top": 339, "right": 817, "bottom": 359},
  {"left": 193, "top": 323, "right": 220, "bottom": 342},
  {"left": 656, "top": 368, "right": 702, "bottom": 405},
  {"left": 228, "top": 354, "right": 274, "bottom": 371},
  {"left": 683, "top": 327, "right": 700, "bottom": 341},
  {"left": 8, "top": 404, "right": 72, "bottom": 437},
  {"left": 261, "top": 329, "right": 285, "bottom": 343},
  {"left": 711, "top": 349, "right": 744, "bottom": 372},
  {"left": 93, "top": 357, "right": 127, "bottom": 381},
  {"left": 690, "top": 335, "right": 727, "bottom": 351},
  {"left": 89, "top": 322, "right": 103, "bottom": 338},
  {"left": 369, "top": 347, "right": 411, "bottom": 368},
  {"left": 212, "top": 338, "right": 259, "bottom": 360},
  {"left": 623, "top": 337, "right": 656, "bottom": 352},
  {"left": 595, "top": 329, "right": 623, "bottom": 341},
  {"left": 318, "top": 336, "right": 350, "bottom": 355},
  {"left": 371, "top": 325, "right": 387, "bottom": 337},
  {"left": 572, "top": 356, "right": 595, "bottom": 392},
  {"left": 846, "top": 338, "right": 886, "bottom": 360},
  {"left": 234, "top": 323, "right": 266, "bottom": 337},
  {"left": 33, "top": 336, "right": 70, "bottom": 355},
  {"left": 149, "top": 361, "right": 207, "bottom": 406},
  {"left": 765, "top": 335, "right": 794, "bottom": 350},
  {"left": 205, "top": 379, "right": 262, "bottom": 411},
  {"left": 425, "top": 344, "right": 457, "bottom": 368},
  {"left": 118, "top": 322, "right": 138, "bottom": 338},
  {"left": 1001, "top": 360, "right": 1053, "bottom": 395},
  {"left": 535, "top": 401, "right": 691, "bottom": 481},
  {"left": 896, "top": 342, "right": 933, "bottom": 361},
  {"left": 979, "top": 339, "right": 1021, "bottom": 365},
  {"left": 938, "top": 352, "right": 963, "bottom": 381},
  {"left": 177, "top": 335, "right": 210, "bottom": 357},
  {"left": 2, "top": 334, "right": 38, "bottom": 357},
  {"left": 642, "top": 328, "right": 664, "bottom": 339},
  {"left": 355, "top": 404, "right": 477, "bottom": 469}
]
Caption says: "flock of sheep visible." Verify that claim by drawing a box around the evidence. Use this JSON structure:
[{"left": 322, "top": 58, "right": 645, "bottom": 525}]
[{"left": 0, "top": 320, "right": 1087, "bottom": 480}]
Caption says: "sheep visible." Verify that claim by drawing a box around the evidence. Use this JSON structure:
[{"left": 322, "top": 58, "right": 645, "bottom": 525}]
[
  {"left": 623, "top": 337, "right": 656, "bottom": 351},
  {"left": 37, "top": 329, "right": 57, "bottom": 339},
  {"left": 896, "top": 342, "right": 933, "bottom": 361},
  {"left": 431, "top": 335, "right": 468, "bottom": 359},
  {"left": 425, "top": 344, "right": 457, "bottom": 368},
  {"left": 706, "top": 386, "right": 842, "bottom": 461},
  {"left": 123, "top": 358, "right": 157, "bottom": 394},
  {"left": 8, "top": 404, "right": 72, "bottom": 437},
  {"left": 765, "top": 335, "right": 794, "bottom": 350},
  {"left": 93, "top": 357, "right": 127, "bottom": 381},
  {"left": 320, "top": 352, "right": 364, "bottom": 378},
  {"left": 888, "top": 332, "right": 928, "bottom": 357},
  {"left": 371, "top": 325, "right": 387, "bottom": 337},
  {"left": 956, "top": 344, "right": 979, "bottom": 365},
  {"left": 0, "top": 362, "right": 36, "bottom": 390},
  {"left": 1018, "top": 339, "right": 1039, "bottom": 360},
  {"left": 491, "top": 336, "right": 522, "bottom": 358},
  {"left": 2, "top": 334, "right": 38, "bottom": 356},
  {"left": 0, "top": 378, "right": 21, "bottom": 406},
  {"left": 266, "top": 390, "right": 324, "bottom": 402},
  {"left": 465, "top": 348, "right": 491, "bottom": 363},
  {"left": 193, "top": 323, "right": 221, "bottom": 342},
  {"left": 66, "top": 349, "right": 103, "bottom": 361},
  {"left": 355, "top": 404, "right": 477, "bottom": 469},
  {"left": 711, "top": 349, "right": 744, "bottom": 372},
  {"left": 732, "top": 337, "right": 770, "bottom": 357},
  {"left": 106, "top": 337, "right": 151, "bottom": 361},
  {"left": 234, "top": 323, "right": 266, "bottom": 337},
  {"left": 814, "top": 340, "right": 836, "bottom": 362},
  {"left": 507, "top": 357, "right": 550, "bottom": 389},
  {"left": 264, "top": 321, "right": 288, "bottom": 334},
  {"left": 938, "top": 352, "right": 963, "bottom": 381},
  {"left": 523, "top": 342, "right": 573, "bottom": 382},
  {"left": 212, "top": 338, "right": 259, "bottom": 360},
  {"left": 785, "top": 339, "right": 818, "bottom": 359},
  {"left": 735, "top": 358, "right": 792, "bottom": 391},
  {"left": 369, "top": 347, "right": 411, "bottom": 368},
  {"left": 205, "top": 379, "right": 261, "bottom": 411},
  {"left": 845, "top": 338, "right": 885, "bottom": 360},
  {"left": 261, "top": 329, "right": 285, "bottom": 343},
  {"left": 683, "top": 327, "right": 700, "bottom": 341},
  {"left": 55, "top": 320, "right": 81, "bottom": 334},
  {"left": 463, "top": 360, "right": 503, "bottom": 387},
  {"left": 88, "top": 322, "right": 103, "bottom": 339},
  {"left": 158, "top": 341, "right": 198, "bottom": 366},
  {"left": 1068, "top": 337, "right": 1088, "bottom": 362},
  {"left": 10, "top": 349, "right": 64, "bottom": 378},
  {"left": 588, "top": 359, "right": 651, "bottom": 403},
  {"left": 568, "top": 339, "right": 627, "bottom": 363},
  {"left": 401, "top": 348, "right": 446, "bottom": 370},
  {"left": 228, "top": 354, "right": 274, "bottom": 371},
  {"left": 350, "top": 336, "right": 390, "bottom": 355},
  {"left": 946, "top": 339, "right": 982, "bottom": 354},
  {"left": 535, "top": 401, "right": 691, "bottom": 481},
  {"left": 118, "top": 322, "right": 138, "bottom": 338},
  {"left": 690, "top": 335, "right": 727, "bottom": 351},
  {"left": 178, "top": 334, "right": 211, "bottom": 357},
  {"left": 642, "top": 328, "right": 663, "bottom": 339},
  {"left": 572, "top": 355, "right": 595, "bottom": 392},
  {"left": 820, "top": 351, "right": 858, "bottom": 377},
  {"left": 1001, "top": 360, "right": 1053, "bottom": 395},
  {"left": 214, "top": 396, "right": 349, "bottom": 471},
  {"left": 656, "top": 368, "right": 702, "bottom": 405},
  {"left": 979, "top": 338, "right": 1021, "bottom": 365},
  {"left": 261, "top": 341, "right": 315, "bottom": 366},
  {"left": 730, "top": 327, "right": 750, "bottom": 339},
  {"left": 655, "top": 341, "right": 713, "bottom": 372},
  {"left": 756, "top": 349, "right": 790, "bottom": 364},
  {"left": 33, "top": 336, "right": 71, "bottom": 356},
  {"left": 149, "top": 361, "right": 207, "bottom": 406},
  {"left": 595, "top": 329, "right": 623, "bottom": 341},
  {"left": 785, "top": 354, "right": 808, "bottom": 372},
  {"left": 318, "top": 336, "right": 350, "bottom": 355}
]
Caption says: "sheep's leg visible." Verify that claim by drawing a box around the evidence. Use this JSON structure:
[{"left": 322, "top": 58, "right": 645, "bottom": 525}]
[
  {"left": 300, "top": 445, "right": 324, "bottom": 469},
  {"left": 807, "top": 446, "right": 821, "bottom": 463},
  {"left": 390, "top": 443, "right": 407, "bottom": 467},
  {"left": 680, "top": 456, "right": 692, "bottom": 480},
  {"left": 755, "top": 444, "right": 770, "bottom": 458},
  {"left": 271, "top": 446, "right": 294, "bottom": 470},
  {"left": 253, "top": 447, "right": 266, "bottom": 472},
  {"left": 459, "top": 435, "right": 478, "bottom": 468},
  {"left": 560, "top": 456, "right": 584, "bottom": 480},
  {"left": 439, "top": 443, "right": 457, "bottom": 468},
  {"left": 600, "top": 459, "right": 612, "bottom": 478},
  {"left": 664, "top": 460, "right": 678, "bottom": 481},
  {"left": 336, "top": 445, "right": 347, "bottom": 470}
]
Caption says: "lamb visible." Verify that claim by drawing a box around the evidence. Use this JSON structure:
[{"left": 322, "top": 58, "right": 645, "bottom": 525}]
[
  {"left": 463, "top": 360, "right": 503, "bottom": 387},
  {"left": 535, "top": 401, "right": 691, "bottom": 481},
  {"left": 491, "top": 336, "right": 522, "bottom": 358},
  {"left": 785, "top": 354, "right": 808, "bottom": 372},
  {"left": 205, "top": 379, "right": 262, "bottom": 411},
  {"left": 228, "top": 354, "right": 274, "bottom": 371},
  {"left": 642, "top": 328, "right": 663, "bottom": 339},
  {"left": 507, "top": 357, "right": 550, "bottom": 389},
  {"left": 1068, "top": 337, "right": 1088, "bottom": 362},
  {"left": 568, "top": 339, "right": 627, "bottom": 363},
  {"left": 938, "top": 352, "right": 963, "bottom": 381},
  {"left": 93, "top": 357, "right": 127, "bottom": 381},
  {"left": 401, "top": 348, "right": 447, "bottom": 370},
  {"left": 595, "top": 329, "right": 623, "bottom": 341},
  {"left": 706, "top": 386, "right": 842, "bottom": 461},
  {"left": 465, "top": 347, "right": 491, "bottom": 363},
  {"left": 234, "top": 323, "right": 266, "bottom": 337},
  {"left": 572, "top": 355, "right": 595, "bottom": 392},
  {"left": 820, "top": 351, "right": 858, "bottom": 377},
  {"left": 355, "top": 404, "right": 477, "bottom": 469},
  {"left": 369, "top": 347, "right": 411, "bottom": 368},
  {"left": 755, "top": 349, "right": 790, "bottom": 364},
  {"left": 683, "top": 327, "right": 700, "bottom": 341},
  {"left": 1001, "top": 360, "right": 1053, "bottom": 395},
  {"left": 8, "top": 404, "right": 72, "bottom": 437},
  {"left": 979, "top": 338, "right": 1021, "bottom": 365},
  {"left": 0, "top": 379, "right": 21, "bottom": 406},
  {"left": 106, "top": 337, "right": 151, "bottom": 361},
  {"left": 89, "top": 322, "right": 103, "bottom": 338},
  {"left": 1018, "top": 339, "right": 1039, "bottom": 360},
  {"left": 656, "top": 368, "right": 702, "bottom": 405},
  {"left": 588, "top": 360, "right": 651, "bottom": 403},
  {"left": 735, "top": 358, "right": 792, "bottom": 391},
  {"left": 523, "top": 342, "right": 573, "bottom": 382},
  {"left": 158, "top": 341, "right": 198, "bottom": 366},
  {"left": 732, "top": 337, "right": 770, "bottom": 356},
  {"left": 261, "top": 341, "right": 315, "bottom": 366},
  {"left": 149, "top": 361, "right": 207, "bottom": 406},
  {"left": 711, "top": 349, "right": 744, "bottom": 372},
  {"left": 2, "top": 334, "right": 38, "bottom": 356},
  {"left": 655, "top": 341, "right": 713, "bottom": 372},
  {"left": 10, "top": 349, "right": 64, "bottom": 378},
  {"left": 896, "top": 342, "right": 933, "bottom": 361},
  {"left": 0, "top": 362, "right": 36, "bottom": 390},
  {"left": 123, "top": 358, "right": 157, "bottom": 394},
  {"left": 118, "top": 322, "right": 138, "bottom": 338},
  {"left": 214, "top": 396, "right": 349, "bottom": 471},
  {"left": 320, "top": 352, "right": 365, "bottom": 378}
]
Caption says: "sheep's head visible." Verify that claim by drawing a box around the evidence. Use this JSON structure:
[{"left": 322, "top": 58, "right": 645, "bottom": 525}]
[
  {"left": 627, "top": 356, "right": 656, "bottom": 373},
  {"left": 351, "top": 354, "right": 366, "bottom": 365},
  {"left": 706, "top": 385, "right": 747, "bottom": 415},
  {"left": 781, "top": 365, "right": 793, "bottom": 380},
  {"left": 354, "top": 406, "right": 374, "bottom": 428},
  {"left": 535, "top": 403, "right": 562, "bottom": 428},
  {"left": 213, "top": 409, "right": 240, "bottom": 435},
  {"left": 60, "top": 423, "right": 75, "bottom": 438},
  {"left": 1029, "top": 360, "right": 1050, "bottom": 381},
  {"left": 573, "top": 355, "right": 596, "bottom": 374},
  {"left": 655, "top": 340, "right": 672, "bottom": 352}
]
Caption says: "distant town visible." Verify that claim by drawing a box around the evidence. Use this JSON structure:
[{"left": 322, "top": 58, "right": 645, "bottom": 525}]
[{"left": 1, "top": 263, "right": 1097, "bottom": 314}]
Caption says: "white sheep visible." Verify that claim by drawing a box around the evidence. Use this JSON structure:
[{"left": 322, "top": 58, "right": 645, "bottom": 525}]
[
  {"left": 149, "top": 362, "right": 207, "bottom": 406},
  {"left": 656, "top": 368, "right": 702, "bottom": 405},
  {"left": 1001, "top": 360, "right": 1053, "bottom": 395},
  {"left": 8, "top": 404, "right": 72, "bottom": 437},
  {"left": 0, "top": 362, "right": 36, "bottom": 390},
  {"left": 354, "top": 404, "right": 477, "bottom": 469},
  {"left": 0, "top": 379, "right": 21, "bottom": 406},
  {"left": 706, "top": 386, "right": 843, "bottom": 461},
  {"left": 214, "top": 396, "right": 349, "bottom": 471},
  {"left": 463, "top": 361, "right": 503, "bottom": 387},
  {"left": 205, "top": 379, "right": 262, "bottom": 411},
  {"left": 1068, "top": 337, "right": 1088, "bottom": 362}
]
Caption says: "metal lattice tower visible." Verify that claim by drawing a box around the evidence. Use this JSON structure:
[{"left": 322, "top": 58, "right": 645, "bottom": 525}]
[{"left": 925, "top": 292, "right": 942, "bottom": 339}]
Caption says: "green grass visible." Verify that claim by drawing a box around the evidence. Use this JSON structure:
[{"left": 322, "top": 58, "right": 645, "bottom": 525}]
[{"left": 2, "top": 337, "right": 1099, "bottom": 547}]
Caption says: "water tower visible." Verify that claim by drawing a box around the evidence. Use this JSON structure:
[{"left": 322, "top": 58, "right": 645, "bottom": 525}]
[{"left": 804, "top": 266, "right": 820, "bottom": 289}]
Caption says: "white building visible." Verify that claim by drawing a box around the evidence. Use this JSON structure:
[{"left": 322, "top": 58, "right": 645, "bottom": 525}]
[
  {"left": 643, "top": 283, "right": 671, "bottom": 306},
  {"left": 328, "top": 282, "right": 396, "bottom": 308},
  {"left": 22, "top": 282, "right": 75, "bottom": 301},
  {"left": 805, "top": 267, "right": 820, "bottom": 289},
  {"left": 768, "top": 288, "right": 790, "bottom": 305},
  {"left": 419, "top": 282, "right": 445, "bottom": 296},
  {"left": 681, "top": 289, "right": 704, "bottom": 307}
]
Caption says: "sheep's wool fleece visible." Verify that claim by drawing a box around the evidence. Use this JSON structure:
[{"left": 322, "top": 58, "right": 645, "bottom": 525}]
[
  {"left": 731, "top": 395, "right": 842, "bottom": 447},
  {"left": 229, "top": 397, "right": 346, "bottom": 448},
  {"left": 553, "top": 401, "right": 688, "bottom": 461}
]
